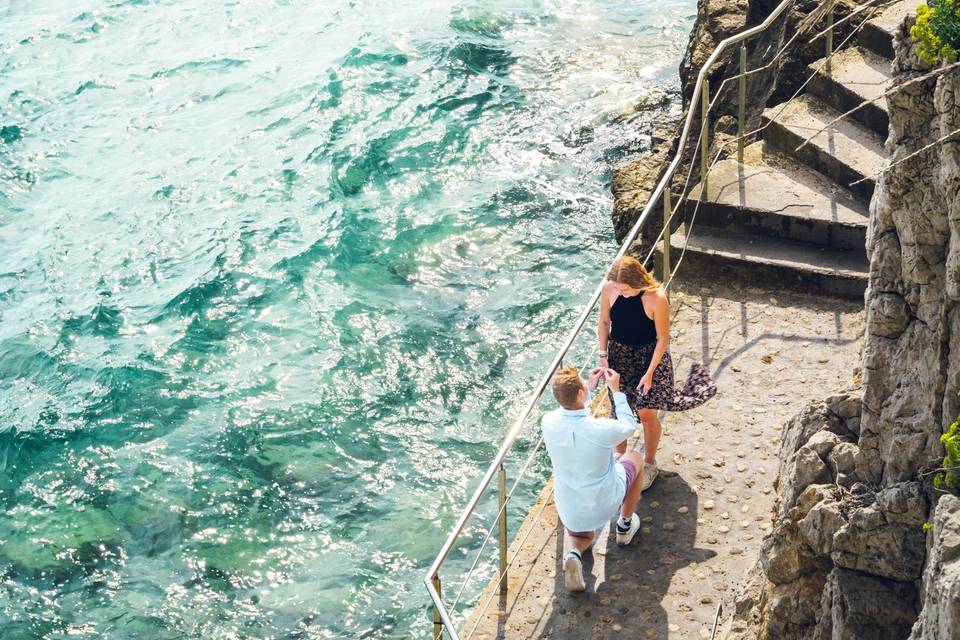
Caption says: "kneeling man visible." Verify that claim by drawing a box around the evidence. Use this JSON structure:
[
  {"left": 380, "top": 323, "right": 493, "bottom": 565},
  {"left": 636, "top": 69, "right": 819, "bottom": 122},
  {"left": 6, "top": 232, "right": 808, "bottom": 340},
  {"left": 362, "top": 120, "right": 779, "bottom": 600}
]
[{"left": 542, "top": 365, "right": 645, "bottom": 591}]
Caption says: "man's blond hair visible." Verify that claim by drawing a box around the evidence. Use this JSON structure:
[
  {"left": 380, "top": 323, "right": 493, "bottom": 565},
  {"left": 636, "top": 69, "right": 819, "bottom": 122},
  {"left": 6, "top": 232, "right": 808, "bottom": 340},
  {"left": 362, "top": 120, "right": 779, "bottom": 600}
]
[{"left": 552, "top": 365, "right": 584, "bottom": 409}]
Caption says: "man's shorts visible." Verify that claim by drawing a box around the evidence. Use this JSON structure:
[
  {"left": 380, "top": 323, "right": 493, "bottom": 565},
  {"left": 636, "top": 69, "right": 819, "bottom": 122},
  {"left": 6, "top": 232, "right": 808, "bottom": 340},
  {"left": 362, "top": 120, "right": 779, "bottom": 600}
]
[
  {"left": 620, "top": 459, "right": 638, "bottom": 491},
  {"left": 565, "top": 460, "right": 639, "bottom": 538}
]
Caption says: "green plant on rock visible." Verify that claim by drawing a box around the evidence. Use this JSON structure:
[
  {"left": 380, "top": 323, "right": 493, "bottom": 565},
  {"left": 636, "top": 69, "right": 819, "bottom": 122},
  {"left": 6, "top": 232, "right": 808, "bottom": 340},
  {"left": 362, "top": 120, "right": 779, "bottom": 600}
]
[
  {"left": 934, "top": 399, "right": 960, "bottom": 491},
  {"left": 911, "top": 0, "right": 960, "bottom": 65}
]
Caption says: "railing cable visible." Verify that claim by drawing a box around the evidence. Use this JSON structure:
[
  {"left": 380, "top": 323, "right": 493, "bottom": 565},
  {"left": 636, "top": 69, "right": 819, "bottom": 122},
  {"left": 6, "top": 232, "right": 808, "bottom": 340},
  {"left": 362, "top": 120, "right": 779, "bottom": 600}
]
[
  {"left": 796, "top": 58, "right": 960, "bottom": 152},
  {"left": 850, "top": 126, "right": 960, "bottom": 186}
]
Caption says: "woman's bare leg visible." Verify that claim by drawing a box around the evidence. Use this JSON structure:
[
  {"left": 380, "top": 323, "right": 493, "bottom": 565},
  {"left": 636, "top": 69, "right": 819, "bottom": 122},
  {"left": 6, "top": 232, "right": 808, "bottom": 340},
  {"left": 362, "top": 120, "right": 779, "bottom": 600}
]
[{"left": 637, "top": 409, "right": 660, "bottom": 465}]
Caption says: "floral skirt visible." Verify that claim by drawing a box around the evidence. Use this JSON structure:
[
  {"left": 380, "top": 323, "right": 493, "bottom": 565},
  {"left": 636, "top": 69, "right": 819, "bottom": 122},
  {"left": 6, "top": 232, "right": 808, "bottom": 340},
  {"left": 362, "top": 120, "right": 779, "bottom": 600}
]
[{"left": 607, "top": 339, "right": 717, "bottom": 414}]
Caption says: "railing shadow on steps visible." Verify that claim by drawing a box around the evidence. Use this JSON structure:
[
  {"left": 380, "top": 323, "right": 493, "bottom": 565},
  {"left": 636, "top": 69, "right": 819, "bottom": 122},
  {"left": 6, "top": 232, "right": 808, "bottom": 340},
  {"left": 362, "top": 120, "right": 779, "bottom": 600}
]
[{"left": 422, "top": 0, "right": 899, "bottom": 638}]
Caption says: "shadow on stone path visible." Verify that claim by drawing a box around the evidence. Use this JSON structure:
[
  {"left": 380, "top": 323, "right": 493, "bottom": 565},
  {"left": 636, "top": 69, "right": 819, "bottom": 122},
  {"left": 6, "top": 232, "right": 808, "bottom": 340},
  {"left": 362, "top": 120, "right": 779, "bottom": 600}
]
[
  {"left": 541, "top": 472, "right": 715, "bottom": 639},
  {"left": 466, "top": 282, "right": 865, "bottom": 640}
]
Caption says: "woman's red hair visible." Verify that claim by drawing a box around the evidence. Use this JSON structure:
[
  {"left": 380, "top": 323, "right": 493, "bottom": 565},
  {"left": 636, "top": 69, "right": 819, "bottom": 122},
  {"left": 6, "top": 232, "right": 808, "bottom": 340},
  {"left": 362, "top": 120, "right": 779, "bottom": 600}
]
[{"left": 606, "top": 256, "right": 660, "bottom": 292}]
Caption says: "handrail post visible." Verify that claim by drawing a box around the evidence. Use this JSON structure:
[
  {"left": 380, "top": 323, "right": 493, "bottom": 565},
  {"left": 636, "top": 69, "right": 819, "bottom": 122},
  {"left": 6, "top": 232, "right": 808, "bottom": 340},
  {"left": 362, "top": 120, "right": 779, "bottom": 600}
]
[
  {"left": 432, "top": 575, "right": 443, "bottom": 639},
  {"left": 497, "top": 464, "right": 508, "bottom": 593},
  {"left": 663, "top": 187, "right": 672, "bottom": 284},
  {"left": 826, "top": 5, "right": 834, "bottom": 73},
  {"left": 738, "top": 44, "right": 746, "bottom": 163},
  {"left": 700, "top": 78, "right": 710, "bottom": 200}
]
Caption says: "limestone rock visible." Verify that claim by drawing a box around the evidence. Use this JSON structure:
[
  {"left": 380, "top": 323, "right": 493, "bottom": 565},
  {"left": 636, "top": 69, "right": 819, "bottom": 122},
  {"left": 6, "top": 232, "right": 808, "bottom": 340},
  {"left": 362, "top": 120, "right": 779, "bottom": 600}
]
[
  {"left": 780, "top": 402, "right": 847, "bottom": 462},
  {"left": 764, "top": 571, "right": 829, "bottom": 637},
  {"left": 827, "top": 442, "right": 858, "bottom": 480},
  {"left": 726, "top": 560, "right": 766, "bottom": 640},
  {"left": 831, "top": 483, "right": 927, "bottom": 582},
  {"left": 777, "top": 444, "right": 831, "bottom": 518},
  {"left": 908, "top": 495, "right": 960, "bottom": 639},
  {"left": 876, "top": 481, "right": 928, "bottom": 525},
  {"left": 760, "top": 519, "right": 827, "bottom": 585},
  {"left": 825, "top": 393, "right": 863, "bottom": 420},
  {"left": 867, "top": 292, "right": 912, "bottom": 339},
  {"left": 860, "top": 14, "right": 960, "bottom": 488},
  {"left": 799, "top": 495, "right": 847, "bottom": 557},
  {"left": 805, "top": 430, "right": 842, "bottom": 459},
  {"left": 678, "top": 0, "right": 746, "bottom": 106},
  {"left": 610, "top": 119, "right": 680, "bottom": 246},
  {"left": 813, "top": 568, "right": 919, "bottom": 640}
]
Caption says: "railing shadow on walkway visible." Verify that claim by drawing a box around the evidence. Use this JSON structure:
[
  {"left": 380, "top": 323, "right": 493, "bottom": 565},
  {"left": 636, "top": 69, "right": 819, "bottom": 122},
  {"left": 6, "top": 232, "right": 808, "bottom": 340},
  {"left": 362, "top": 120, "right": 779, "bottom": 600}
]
[{"left": 679, "top": 286, "right": 861, "bottom": 381}]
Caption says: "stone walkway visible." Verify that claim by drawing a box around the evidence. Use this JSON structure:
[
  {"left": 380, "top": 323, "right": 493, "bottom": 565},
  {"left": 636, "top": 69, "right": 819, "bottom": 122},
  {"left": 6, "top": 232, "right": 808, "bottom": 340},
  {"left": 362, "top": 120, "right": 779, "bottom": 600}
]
[{"left": 464, "top": 281, "right": 864, "bottom": 640}]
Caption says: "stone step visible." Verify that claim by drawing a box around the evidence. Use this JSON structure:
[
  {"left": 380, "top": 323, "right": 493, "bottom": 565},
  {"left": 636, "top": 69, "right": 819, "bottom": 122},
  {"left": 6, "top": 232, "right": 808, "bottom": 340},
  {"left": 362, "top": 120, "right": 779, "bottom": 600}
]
[
  {"left": 859, "top": 0, "right": 912, "bottom": 60},
  {"left": 686, "top": 141, "right": 868, "bottom": 255},
  {"left": 807, "top": 46, "right": 890, "bottom": 137},
  {"left": 658, "top": 224, "right": 868, "bottom": 299},
  {"left": 761, "top": 93, "right": 886, "bottom": 202}
]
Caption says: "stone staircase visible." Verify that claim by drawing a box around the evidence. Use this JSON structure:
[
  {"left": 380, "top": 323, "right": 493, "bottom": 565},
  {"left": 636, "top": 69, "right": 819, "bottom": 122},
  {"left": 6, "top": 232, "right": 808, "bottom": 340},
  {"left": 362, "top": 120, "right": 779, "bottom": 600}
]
[{"left": 667, "top": 1, "right": 911, "bottom": 299}]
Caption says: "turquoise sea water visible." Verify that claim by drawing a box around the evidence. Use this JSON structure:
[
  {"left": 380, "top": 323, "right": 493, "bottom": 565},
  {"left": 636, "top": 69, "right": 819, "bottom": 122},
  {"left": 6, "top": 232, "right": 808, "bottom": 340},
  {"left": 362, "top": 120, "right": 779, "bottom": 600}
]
[{"left": 0, "top": 1, "right": 693, "bottom": 637}]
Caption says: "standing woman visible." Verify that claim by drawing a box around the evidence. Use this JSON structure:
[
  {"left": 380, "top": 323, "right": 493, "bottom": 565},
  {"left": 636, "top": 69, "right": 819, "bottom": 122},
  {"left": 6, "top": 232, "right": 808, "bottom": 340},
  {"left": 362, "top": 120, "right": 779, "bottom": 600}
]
[{"left": 598, "top": 255, "right": 716, "bottom": 489}]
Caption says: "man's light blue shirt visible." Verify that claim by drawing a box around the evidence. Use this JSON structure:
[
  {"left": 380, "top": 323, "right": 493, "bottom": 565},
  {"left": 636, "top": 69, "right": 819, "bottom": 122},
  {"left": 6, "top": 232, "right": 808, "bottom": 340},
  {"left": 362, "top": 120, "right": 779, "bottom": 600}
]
[{"left": 541, "top": 389, "right": 638, "bottom": 532}]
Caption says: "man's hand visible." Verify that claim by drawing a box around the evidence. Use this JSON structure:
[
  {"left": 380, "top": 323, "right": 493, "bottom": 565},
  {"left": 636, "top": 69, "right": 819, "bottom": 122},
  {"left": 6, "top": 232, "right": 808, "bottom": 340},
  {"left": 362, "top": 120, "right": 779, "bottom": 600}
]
[
  {"left": 587, "top": 367, "right": 604, "bottom": 391},
  {"left": 604, "top": 368, "right": 621, "bottom": 393}
]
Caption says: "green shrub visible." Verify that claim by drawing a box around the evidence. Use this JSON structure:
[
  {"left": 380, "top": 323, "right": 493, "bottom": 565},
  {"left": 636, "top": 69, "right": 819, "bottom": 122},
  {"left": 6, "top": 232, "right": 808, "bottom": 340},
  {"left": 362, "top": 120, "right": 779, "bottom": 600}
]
[
  {"left": 935, "top": 400, "right": 960, "bottom": 491},
  {"left": 911, "top": 0, "right": 960, "bottom": 65}
]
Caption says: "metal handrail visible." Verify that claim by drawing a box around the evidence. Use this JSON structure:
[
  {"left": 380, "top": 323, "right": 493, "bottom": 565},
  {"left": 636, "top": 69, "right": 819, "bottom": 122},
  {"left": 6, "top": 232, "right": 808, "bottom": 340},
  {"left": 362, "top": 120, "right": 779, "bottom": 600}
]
[{"left": 423, "top": 0, "right": 846, "bottom": 635}]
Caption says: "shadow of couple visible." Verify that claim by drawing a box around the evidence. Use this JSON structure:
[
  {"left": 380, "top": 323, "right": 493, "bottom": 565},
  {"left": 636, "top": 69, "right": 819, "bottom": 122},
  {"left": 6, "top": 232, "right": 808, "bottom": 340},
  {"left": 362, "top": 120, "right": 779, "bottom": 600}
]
[{"left": 489, "top": 471, "right": 717, "bottom": 640}]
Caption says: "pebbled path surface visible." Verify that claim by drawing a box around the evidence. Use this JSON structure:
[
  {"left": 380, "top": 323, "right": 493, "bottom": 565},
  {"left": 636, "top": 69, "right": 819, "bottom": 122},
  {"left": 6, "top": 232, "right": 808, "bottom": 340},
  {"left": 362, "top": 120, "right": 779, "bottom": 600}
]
[{"left": 464, "top": 281, "right": 864, "bottom": 640}]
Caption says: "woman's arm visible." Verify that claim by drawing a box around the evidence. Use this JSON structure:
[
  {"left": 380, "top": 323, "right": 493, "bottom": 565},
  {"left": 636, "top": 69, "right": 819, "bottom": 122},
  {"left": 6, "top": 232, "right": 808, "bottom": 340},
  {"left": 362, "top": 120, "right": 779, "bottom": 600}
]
[
  {"left": 639, "top": 290, "right": 670, "bottom": 393},
  {"left": 598, "top": 282, "right": 613, "bottom": 368}
]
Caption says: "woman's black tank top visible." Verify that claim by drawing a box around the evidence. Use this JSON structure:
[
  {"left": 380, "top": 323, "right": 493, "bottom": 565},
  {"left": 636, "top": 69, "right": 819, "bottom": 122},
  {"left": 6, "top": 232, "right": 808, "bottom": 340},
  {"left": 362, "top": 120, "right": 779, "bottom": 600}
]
[{"left": 610, "top": 293, "right": 657, "bottom": 346}]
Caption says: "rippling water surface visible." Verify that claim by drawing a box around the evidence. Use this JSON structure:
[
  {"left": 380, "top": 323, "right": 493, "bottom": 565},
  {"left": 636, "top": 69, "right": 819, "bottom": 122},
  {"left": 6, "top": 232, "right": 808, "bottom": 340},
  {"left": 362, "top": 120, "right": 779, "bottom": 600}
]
[{"left": 0, "top": 1, "right": 693, "bottom": 637}]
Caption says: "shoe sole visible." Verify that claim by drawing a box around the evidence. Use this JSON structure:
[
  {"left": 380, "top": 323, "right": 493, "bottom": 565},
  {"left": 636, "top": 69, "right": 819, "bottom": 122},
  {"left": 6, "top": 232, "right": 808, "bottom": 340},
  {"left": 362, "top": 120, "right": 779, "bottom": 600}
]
[{"left": 563, "top": 556, "right": 586, "bottom": 591}]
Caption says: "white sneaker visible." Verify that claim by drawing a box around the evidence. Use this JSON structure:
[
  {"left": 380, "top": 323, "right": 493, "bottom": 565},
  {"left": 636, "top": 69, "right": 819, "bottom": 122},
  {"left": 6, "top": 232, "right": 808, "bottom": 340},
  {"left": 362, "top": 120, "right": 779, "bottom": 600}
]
[
  {"left": 615, "top": 513, "right": 640, "bottom": 547},
  {"left": 641, "top": 462, "right": 659, "bottom": 491},
  {"left": 563, "top": 551, "right": 586, "bottom": 591}
]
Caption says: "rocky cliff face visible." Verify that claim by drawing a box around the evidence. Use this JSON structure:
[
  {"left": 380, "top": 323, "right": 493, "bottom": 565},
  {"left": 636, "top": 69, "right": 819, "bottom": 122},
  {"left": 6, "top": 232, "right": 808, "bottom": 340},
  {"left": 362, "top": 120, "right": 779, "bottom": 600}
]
[
  {"left": 726, "top": 14, "right": 960, "bottom": 640},
  {"left": 860, "top": 27, "right": 960, "bottom": 490}
]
